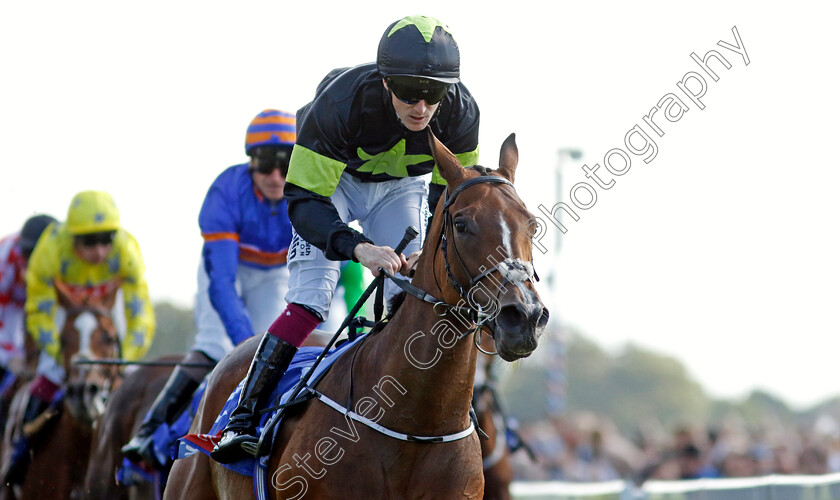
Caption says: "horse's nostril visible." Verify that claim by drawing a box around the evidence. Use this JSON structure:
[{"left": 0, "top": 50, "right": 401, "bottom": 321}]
[
  {"left": 537, "top": 307, "right": 550, "bottom": 328},
  {"left": 497, "top": 305, "right": 526, "bottom": 330}
]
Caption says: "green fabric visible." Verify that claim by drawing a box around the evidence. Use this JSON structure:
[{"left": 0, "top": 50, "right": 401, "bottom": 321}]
[
  {"left": 356, "top": 140, "right": 433, "bottom": 178},
  {"left": 286, "top": 145, "right": 347, "bottom": 197},
  {"left": 388, "top": 16, "right": 450, "bottom": 42},
  {"left": 340, "top": 261, "right": 366, "bottom": 314}
]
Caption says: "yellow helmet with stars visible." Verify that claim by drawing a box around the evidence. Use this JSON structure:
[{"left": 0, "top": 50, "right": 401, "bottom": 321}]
[{"left": 66, "top": 190, "right": 121, "bottom": 235}]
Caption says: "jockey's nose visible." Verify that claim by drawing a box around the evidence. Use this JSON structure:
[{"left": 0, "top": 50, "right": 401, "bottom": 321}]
[
  {"left": 412, "top": 100, "right": 429, "bottom": 112},
  {"left": 92, "top": 245, "right": 110, "bottom": 263}
]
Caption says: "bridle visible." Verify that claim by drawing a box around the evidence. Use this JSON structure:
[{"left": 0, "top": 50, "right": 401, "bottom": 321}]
[
  {"left": 386, "top": 170, "right": 540, "bottom": 354},
  {"left": 262, "top": 171, "right": 542, "bottom": 451},
  {"left": 64, "top": 304, "right": 122, "bottom": 423}
]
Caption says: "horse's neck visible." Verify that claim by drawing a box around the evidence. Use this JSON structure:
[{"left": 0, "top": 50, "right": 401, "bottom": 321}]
[{"left": 353, "top": 295, "right": 478, "bottom": 433}]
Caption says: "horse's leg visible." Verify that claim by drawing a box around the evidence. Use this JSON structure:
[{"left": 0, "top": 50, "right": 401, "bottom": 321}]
[
  {"left": 162, "top": 390, "right": 218, "bottom": 500},
  {"left": 210, "top": 462, "right": 254, "bottom": 500},
  {"left": 84, "top": 359, "right": 178, "bottom": 500},
  {"left": 163, "top": 450, "right": 252, "bottom": 500},
  {"left": 84, "top": 400, "right": 132, "bottom": 500},
  {"left": 0, "top": 386, "right": 28, "bottom": 500},
  {"left": 21, "top": 411, "right": 92, "bottom": 500},
  {"left": 164, "top": 452, "right": 217, "bottom": 500},
  {"left": 477, "top": 390, "right": 513, "bottom": 500}
]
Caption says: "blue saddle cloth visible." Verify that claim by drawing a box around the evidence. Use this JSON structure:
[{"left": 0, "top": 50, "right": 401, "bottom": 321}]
[
  {"left": 115, "top": 378, "right": 207, "bottom": 486},
  {"left": 177, "top": 334, "right": 364, "bottom": 477}
]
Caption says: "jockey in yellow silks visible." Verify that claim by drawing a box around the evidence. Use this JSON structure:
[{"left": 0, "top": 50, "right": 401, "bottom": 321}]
[
  {"left": 25, "top": 191, "right": 155, "bottom": 363},
  {"left": 3, "top": 190, "right": 155, "bottom": 486}
]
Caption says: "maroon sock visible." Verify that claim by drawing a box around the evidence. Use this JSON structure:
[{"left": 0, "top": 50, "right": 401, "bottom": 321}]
[
  {"left": 30, "top": 375, "right": 60, "bottom": 402},
  {"left": 266, "top": 303, "right": 321, "bottom": 347}
]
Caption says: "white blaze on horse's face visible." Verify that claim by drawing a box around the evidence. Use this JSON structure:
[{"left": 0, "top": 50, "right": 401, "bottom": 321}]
[
  {"left": 498, "top": 212, "right": 513, "bottom": 257},
  {"left": 497, "top": 213, "right": 538, "bottom": 285},
  {"left": 73, "top": 311, "right": 97, "bottom": 358}
]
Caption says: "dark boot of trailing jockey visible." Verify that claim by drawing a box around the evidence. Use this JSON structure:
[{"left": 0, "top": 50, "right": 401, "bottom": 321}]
[
  {"left": 121, "top": 366, "right": 203, "bottom": 464},
  {"left": 3, "top": 395, "right": 50, "bottom": 486},
  {"left": 210, "top": 333, "right": 297, "bottom": 463}
]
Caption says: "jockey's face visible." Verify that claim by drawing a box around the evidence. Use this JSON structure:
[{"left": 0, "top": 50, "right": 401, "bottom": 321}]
[
  {"left": 384, "top": 79, "right": 440, "bottom": 132},
  {"left": 73, "top": 234, "right": 113, "bottom": 264},
  {"left": 252, "top": 166, "right": 286, "bottom": 202}
]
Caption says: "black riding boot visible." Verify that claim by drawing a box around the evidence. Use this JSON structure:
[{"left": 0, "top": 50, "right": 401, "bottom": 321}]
[
  {"left": 210, "top": 333, "right": 296, "bottom": 463},
  {"left": 3, "top": 395, "right": 50, "bottom": 486},
  {"left": 121, "top": 367, "right": 202, "bottom": 464}
]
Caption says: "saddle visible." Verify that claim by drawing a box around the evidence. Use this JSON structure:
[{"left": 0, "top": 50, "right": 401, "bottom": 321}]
[{"left": 176, "top": 334, "right": 366, "bottom": 477}]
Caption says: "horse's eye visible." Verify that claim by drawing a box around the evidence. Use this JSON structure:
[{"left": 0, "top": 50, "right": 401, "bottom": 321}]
[{"left": 454, "top": 220, "right": 468, "bottom": 233}]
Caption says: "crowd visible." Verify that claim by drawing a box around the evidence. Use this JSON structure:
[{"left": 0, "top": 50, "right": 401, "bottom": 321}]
[{"left": 509, "top": 410, "right": 840, "bottom": 484}]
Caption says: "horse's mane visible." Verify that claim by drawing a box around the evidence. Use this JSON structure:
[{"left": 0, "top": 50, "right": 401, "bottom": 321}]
[
  {"left": 469, "top": 165, "right": 492, "bottom": 175},
  {"left": 368, "top": 291, "right": 407, "bottom": 335},
  {"left": 366, "top": 165, "right": 493, "bottom": 336}
]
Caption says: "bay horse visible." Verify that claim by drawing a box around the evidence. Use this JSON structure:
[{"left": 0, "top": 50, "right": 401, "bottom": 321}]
[
  {"left": 0, "top": 280, "right": 122, "bottom": 500},
  {"left": 83, "top": 355, "right": 183, "bottom": 500},
  {"left": 0, "top": 330, "right": 40, "bottom": 438},
  {"left": 164, "top": 129, "right": 549, "bottom": 499}
]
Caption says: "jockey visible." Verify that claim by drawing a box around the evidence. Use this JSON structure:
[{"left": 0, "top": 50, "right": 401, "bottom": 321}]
[
  {"left": 3, "top": 191, "right": 155, "bottom": 486},
  {"left": 0, "top": 215, "right": 57, "bottom": 394},
  {"left": 121, "top": 109, "right": 297, "bottom": 465},
  {"left": 212, "top": 15, "right": 481, "bottom": 463}
]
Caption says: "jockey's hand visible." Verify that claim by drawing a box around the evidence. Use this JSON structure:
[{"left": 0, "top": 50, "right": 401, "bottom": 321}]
[
  {"left": 401, "top": 250, "right": 422, "bottom": 277},
  {"left": 353, "top": 242, "right": 407, "bottom": 277}
]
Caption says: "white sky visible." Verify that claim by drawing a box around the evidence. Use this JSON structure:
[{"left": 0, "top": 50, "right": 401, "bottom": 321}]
[{"left": 2, "top": 1, "right": 838, "bottom": 410}]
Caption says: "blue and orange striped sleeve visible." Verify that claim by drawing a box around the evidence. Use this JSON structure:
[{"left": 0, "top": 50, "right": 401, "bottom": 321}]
[{"left": 198, "top": 169, "right": 255, "bottom": 345}]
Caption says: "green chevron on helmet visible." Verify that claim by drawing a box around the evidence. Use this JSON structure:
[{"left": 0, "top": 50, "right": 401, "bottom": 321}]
[{"left": 377, "top": 15, "right": 460, "bottom": 84}]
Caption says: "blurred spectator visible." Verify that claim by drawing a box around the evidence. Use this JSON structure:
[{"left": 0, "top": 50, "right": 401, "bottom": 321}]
[{"left": 510, "top": 410, "right": 840, "bottom": 482}]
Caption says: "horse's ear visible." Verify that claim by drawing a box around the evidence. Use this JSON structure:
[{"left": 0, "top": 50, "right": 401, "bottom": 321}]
[
  {"left": 496, "top": 133, "right": 518, "bottom": 183},
  {"left": 426, "top": 127, "right": 467, "bottom": 185}
]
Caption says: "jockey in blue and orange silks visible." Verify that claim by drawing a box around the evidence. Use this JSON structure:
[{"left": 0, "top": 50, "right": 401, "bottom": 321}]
[{"left": 121, "top": 109, "right": 297, "bottom": 466}]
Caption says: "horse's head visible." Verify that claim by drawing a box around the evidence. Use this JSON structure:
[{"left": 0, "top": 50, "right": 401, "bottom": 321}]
[
  {"left": 417, "top": 129, "right": 549, "bottom": 361},
  {"left": 55, "top": 280, "right": 121, "bottom": 423}
]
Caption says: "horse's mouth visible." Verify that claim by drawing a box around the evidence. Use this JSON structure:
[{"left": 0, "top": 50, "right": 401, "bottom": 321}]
[{"left": 495, "top": 336, "right": 539, "bottom": 362}]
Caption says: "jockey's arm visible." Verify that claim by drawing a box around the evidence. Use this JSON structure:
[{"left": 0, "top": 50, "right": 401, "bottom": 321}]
[
  {"left": 118, "top": 233, "right": 155, "bottom": 362},
  {"left": 24, "top": 237, "right": 61, "bottom": 360},
  {"left": 284, "top": 182, "right": 373, "bottom": 262},
  {"left": 202, "top": 238, "right": 254, "bottom": 346},
  {"left": 284, "top": 116, "right": 374, "bottom": 263},
  {"left": 198, "top": 177, "right": 256, "bottom": 346}
]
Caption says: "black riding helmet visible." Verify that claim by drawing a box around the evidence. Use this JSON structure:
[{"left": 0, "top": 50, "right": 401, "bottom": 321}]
[
  {"left": 20, "top": 214, "right": 57, "bottom": 258},
  {"left": 376, "top": 15, "right": 460, "bottom": 84}
]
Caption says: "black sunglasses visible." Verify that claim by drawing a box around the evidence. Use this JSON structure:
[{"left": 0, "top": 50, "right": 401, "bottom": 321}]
[
  {"left": 250, "top": 148, "right": 291, "bottom": 175},
  {"left": 76, "top": 231, "right": 115, "bottom": 248},
  {"left": 386, "top": 76, "right": 450, "bottom": 105}
]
